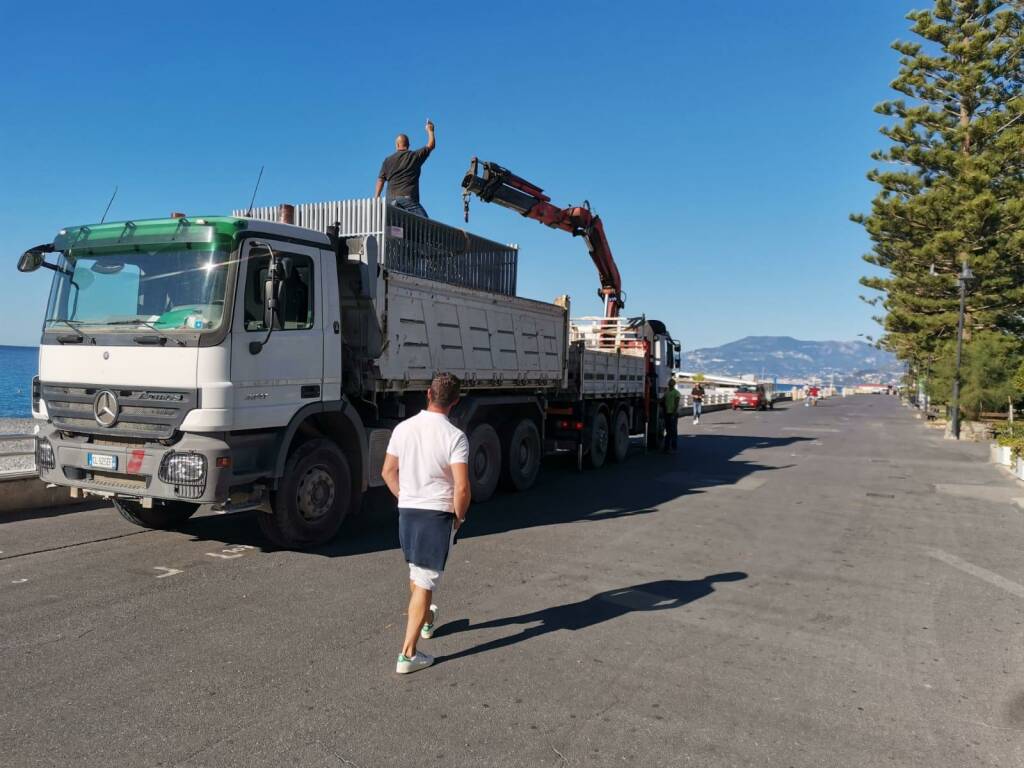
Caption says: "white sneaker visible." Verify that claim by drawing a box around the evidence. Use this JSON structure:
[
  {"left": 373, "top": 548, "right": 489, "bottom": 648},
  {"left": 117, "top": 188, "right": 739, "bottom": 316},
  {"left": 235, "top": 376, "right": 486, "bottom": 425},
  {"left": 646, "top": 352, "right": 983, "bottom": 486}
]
[
  {"left": 420, "top": 604, "right": 439, "bottom": 639},
  {"left": 396, "top": 651, "right": 434, "bottom": 674},
  {"left": 693, "top": 417, "right": 699, "bottom": 425}
]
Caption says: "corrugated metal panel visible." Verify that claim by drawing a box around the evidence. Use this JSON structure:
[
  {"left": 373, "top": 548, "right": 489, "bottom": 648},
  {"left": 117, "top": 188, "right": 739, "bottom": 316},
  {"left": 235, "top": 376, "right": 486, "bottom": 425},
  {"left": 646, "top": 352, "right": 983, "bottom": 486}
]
[
  {"left": 233, "top": 198, "right": 517, "bottom": 296},
  {"left": 378, "top": 272, "right": 565, "bottom": 390}
]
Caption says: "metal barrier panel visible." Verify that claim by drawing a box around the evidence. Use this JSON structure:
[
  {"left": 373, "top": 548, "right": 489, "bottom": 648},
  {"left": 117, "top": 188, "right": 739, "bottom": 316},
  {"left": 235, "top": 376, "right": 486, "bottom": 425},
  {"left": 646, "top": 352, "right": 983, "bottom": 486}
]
[{"left": 234, "top": 199, "right": 518, "bottom": 296}]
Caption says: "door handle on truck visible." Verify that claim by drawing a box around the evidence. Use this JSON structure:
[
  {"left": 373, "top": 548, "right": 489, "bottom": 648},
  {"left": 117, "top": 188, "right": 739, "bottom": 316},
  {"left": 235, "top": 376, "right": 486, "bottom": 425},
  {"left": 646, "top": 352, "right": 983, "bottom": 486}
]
[{"left": 301, "top": 385, "right": 321, "bottom": 399}]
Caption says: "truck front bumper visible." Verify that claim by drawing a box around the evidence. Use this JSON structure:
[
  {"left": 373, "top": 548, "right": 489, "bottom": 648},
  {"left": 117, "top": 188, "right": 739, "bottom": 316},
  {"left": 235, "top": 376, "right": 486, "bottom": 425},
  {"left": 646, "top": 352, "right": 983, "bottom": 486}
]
[{"left": 35, "top": 424, "right": 233, "bottom": 504}]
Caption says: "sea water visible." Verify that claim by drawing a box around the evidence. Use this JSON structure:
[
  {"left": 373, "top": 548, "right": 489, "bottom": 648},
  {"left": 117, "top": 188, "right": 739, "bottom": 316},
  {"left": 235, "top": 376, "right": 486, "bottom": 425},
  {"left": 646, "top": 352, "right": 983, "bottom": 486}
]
[{"left": 0, "top": 346, "right": 38, "bottom": 418}]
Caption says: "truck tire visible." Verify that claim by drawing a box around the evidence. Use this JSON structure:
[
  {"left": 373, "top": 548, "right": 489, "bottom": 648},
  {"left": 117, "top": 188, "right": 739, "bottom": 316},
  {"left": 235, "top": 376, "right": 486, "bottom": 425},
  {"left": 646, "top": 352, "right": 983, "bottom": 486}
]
[
  {"left": 468, "top": 423, "right": 501, "bottom": 502},
  {"left": 503, "top": 419, "right": 541, "bottom": 492},
  {"left": 114, "top": 498, "right": 198, "bottom": 530},
  {"left": 587, "top": 410, "right": 610, "bottom": 468},
  {"left": 260, "top": 439, "right": 352, "bottom": 548},
  {"left": 611, "top": 409, "right": 631, "bottom": 463}
]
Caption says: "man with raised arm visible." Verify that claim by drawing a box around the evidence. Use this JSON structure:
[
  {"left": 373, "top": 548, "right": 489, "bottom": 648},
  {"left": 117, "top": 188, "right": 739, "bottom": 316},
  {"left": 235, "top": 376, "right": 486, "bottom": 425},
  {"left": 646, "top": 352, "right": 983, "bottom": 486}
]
[
  {"left": 381, "top": 373, "right": 471, "bottom": 674},
  {"left": 374, "top": 119, "right": 436, "bottom": 218}
]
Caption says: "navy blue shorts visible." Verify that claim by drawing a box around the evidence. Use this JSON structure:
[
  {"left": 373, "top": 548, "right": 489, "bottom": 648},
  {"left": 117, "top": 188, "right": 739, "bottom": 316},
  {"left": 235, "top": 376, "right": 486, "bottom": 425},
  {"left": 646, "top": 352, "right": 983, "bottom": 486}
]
[{"left": 398, "top": 508, "right": 454, "bottom": 572}]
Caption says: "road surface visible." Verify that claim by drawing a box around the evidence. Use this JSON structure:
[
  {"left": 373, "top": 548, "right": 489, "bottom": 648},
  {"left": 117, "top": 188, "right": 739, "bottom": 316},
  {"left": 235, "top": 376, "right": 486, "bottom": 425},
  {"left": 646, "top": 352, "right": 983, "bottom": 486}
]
[{"left": 2, "top": 396, "right": 1023, "bottom": 767}]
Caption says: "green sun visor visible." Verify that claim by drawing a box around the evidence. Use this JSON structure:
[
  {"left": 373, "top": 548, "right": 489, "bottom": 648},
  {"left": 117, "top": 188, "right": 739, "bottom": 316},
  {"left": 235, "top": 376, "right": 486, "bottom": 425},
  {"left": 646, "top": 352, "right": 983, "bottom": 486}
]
[{"left": 53, "top": 217, "right": 245, "bottom": 253}]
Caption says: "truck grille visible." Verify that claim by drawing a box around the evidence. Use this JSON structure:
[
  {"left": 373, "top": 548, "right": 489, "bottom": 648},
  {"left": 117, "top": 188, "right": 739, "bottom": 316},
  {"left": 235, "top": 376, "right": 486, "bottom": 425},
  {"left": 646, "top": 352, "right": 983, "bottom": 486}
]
[{"left": 42, "top": 384, "right": 197, "bottom": 440}]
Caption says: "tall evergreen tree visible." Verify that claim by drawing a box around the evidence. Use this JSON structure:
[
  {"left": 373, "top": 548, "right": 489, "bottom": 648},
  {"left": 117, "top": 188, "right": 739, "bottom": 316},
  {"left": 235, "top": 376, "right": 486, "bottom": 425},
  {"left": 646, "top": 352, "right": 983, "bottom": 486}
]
[{"left": 854, "top": 1, "right": 1023, "bottom": 386}]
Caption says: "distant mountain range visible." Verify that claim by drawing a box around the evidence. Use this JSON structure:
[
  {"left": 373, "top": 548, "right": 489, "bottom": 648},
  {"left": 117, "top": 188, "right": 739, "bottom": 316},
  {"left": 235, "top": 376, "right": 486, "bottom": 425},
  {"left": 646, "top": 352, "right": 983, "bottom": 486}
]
[{"left": 681, "top": 336, "right": 903, "bottom": 384}]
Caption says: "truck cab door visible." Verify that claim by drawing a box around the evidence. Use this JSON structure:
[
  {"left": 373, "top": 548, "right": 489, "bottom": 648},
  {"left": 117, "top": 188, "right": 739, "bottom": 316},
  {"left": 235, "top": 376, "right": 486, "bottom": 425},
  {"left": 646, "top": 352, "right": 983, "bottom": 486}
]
[{"left": 230, "top": 239, "right": 324, "bottom": 429}]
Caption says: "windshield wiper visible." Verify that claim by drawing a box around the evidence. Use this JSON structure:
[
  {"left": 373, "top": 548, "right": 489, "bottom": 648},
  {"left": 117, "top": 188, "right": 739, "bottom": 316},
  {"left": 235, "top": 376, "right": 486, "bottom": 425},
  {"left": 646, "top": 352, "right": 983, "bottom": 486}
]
[
  {"left": 104, "top": 320, "right": 186, "bottom": 347},
  {"left": 48, "top": 318, "right": 93, "bottom": 344}
]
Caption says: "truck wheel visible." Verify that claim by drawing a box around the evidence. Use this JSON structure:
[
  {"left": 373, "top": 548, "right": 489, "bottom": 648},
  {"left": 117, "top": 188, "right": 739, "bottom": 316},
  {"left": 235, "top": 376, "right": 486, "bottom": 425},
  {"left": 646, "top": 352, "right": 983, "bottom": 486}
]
[
  {"left": 468, "top": 423, "right": 501, "bottom": 502},
  {"left": 114, "top": 498, "right": 198, "bottom": 530},
  {"left": 588, "top": 410, "right": 610, "bottom": 468},
  {"left": 260, "top": 439, "right": 351, "bottom": 548},
  {"left": 611, "top": 409, "right": 630, "bottom": 463},
  {"left": 503, "top": 419, "right": 541, "bottom": 492}
]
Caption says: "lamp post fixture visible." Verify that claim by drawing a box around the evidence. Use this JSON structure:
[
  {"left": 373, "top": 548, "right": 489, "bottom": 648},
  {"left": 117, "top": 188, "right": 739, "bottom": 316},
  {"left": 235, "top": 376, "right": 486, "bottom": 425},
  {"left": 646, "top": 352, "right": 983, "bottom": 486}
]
[{"left": 949, "top": 260, "right": 974, "bottom": 440}]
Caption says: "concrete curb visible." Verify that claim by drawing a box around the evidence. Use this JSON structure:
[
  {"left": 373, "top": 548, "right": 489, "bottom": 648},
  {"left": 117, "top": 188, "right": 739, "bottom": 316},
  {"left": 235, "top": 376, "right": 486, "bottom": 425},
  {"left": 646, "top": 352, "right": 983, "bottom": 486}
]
[{"left": 0, "top": 473, "right": 83, "bottom": 515}]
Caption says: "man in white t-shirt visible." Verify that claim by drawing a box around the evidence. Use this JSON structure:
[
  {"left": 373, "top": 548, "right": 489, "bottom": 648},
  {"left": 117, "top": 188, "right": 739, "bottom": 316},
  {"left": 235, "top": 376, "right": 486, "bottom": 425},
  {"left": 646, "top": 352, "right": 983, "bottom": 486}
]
[{"left": 382, "top": 373, "right": 471, "bottom": 674}]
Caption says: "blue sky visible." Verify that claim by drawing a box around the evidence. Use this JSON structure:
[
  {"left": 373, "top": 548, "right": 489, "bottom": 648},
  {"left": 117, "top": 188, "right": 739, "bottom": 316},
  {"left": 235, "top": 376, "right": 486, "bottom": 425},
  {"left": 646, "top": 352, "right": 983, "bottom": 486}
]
[{"left": 0, "top": 0, "right": 914, "bottom": 351}]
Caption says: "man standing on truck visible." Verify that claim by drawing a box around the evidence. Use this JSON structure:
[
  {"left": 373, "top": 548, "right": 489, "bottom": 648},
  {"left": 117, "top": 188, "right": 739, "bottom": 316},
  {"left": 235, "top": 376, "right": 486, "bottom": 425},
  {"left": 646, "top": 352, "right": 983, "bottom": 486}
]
[
  {"left": 663, "top": 376, "right": 681, "bottom": 453},
  {"left": 374, "top": 119, "right": 436, "bottom": 218},
  {"left": 382, "top": 373, "right": 471, "bottom": 674}
]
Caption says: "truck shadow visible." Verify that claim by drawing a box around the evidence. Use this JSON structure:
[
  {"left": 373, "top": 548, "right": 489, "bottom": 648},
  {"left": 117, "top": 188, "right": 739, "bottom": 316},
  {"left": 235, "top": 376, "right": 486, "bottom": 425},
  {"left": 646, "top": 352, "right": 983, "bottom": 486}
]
[
  {"left": 180, "top": 433, "right": 813, "bottom": 556},
  {"left": 430, "top": 573, "right": 748, "bottom": 664}
]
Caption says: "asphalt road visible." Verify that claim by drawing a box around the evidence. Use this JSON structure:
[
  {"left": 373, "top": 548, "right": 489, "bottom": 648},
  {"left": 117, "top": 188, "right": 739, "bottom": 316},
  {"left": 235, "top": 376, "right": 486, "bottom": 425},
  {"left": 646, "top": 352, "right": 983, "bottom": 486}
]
[{"left": 2, "top": 396, "right": 1024, "bottom": 767}]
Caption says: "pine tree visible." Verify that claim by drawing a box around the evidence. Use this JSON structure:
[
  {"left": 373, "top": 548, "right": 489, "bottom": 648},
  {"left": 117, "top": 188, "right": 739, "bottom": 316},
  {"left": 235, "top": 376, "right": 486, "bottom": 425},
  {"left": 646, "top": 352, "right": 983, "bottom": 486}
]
[{"left": 853, "top": 1, "right": 1024, "bottom": 389}]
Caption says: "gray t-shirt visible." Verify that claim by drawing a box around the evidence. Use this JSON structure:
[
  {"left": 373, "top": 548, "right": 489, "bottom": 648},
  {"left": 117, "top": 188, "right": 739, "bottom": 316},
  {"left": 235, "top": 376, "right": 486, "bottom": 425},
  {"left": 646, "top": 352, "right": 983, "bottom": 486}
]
[{"left": 378, "top": 147, "right": 431, "bottom": 202}]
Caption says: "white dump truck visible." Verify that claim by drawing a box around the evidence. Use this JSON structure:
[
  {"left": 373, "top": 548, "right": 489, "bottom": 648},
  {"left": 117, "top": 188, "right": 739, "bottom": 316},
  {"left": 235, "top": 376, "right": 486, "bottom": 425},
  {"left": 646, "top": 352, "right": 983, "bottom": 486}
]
[{"left": 19, "top": 199, "right": 679, "bottom": 547}]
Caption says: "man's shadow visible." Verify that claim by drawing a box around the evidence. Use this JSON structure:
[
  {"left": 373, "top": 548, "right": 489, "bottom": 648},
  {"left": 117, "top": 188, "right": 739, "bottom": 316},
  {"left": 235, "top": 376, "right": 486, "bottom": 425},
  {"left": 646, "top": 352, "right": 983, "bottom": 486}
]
[{"left": 434, "top": 573, "right": 747, "bottom": 664}]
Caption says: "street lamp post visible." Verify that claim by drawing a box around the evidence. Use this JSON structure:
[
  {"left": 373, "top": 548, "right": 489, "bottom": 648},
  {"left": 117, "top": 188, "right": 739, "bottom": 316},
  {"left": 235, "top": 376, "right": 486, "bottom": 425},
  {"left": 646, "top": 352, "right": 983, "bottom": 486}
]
[{"left": 949, "top": 260, "right": 974, "bottom": 440}]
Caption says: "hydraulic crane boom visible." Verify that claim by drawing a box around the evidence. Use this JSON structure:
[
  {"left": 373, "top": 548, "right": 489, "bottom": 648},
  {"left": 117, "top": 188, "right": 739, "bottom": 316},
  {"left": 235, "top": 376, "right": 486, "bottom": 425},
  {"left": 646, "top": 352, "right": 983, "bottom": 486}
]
[{"left": 461, "top": 158, "right": 624, "bottom": 318}]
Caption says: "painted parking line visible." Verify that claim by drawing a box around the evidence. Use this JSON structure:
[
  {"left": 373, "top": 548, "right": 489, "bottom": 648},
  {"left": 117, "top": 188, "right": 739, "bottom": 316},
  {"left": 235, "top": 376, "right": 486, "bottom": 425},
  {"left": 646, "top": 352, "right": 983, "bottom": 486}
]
[
  {"left": 928, "top": 548, "right": 1024, "bottom": 599},
  {"left": 205, "top": 545, "right": 256, "bottom": 560}
]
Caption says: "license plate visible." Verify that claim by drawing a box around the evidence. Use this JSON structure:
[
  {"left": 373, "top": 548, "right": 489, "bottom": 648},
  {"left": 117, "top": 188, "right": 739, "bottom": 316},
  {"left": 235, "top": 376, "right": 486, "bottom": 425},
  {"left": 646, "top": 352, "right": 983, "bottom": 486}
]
[{"left": 87, "top": 453, "right": 118, "bottom": 470}]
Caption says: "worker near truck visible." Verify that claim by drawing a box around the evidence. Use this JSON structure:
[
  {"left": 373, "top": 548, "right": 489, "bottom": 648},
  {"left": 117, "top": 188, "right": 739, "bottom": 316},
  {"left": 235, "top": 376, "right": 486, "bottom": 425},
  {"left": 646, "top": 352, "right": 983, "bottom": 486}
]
[
  {"left": 374, "top": 119, "right": 436, "bottom": 218},
  {"left": 382, "top": 373, "right": 471, "bottom": 675},
  {"left": 663, "top": 377, "right": 680, "bottom": 453}
]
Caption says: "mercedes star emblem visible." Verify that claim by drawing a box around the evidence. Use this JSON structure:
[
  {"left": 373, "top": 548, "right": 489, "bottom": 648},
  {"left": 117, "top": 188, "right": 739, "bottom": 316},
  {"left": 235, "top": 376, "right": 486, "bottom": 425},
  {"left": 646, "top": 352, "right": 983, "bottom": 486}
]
[{"left": 93, "top": 390, "right": 120, "bottom": 428}]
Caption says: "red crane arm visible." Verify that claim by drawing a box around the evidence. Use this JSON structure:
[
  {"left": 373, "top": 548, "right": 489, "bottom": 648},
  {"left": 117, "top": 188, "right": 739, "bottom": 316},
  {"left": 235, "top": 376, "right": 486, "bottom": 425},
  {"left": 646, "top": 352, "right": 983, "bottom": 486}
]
[{"left": 461, "top": 158, "right": 624, "bottom": 317}]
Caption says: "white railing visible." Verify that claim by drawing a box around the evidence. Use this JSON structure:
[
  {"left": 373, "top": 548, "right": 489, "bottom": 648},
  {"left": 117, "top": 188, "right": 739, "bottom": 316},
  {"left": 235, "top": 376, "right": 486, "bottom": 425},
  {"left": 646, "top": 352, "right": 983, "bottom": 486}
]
[
  {"left": 570, "top": 316, "right": 646, "bottom": 354},
  {"left": 677, "top": 392, "right": 732, "bottom": 409},
  {"left": 0, "top": 433, "right": 36, "bottom": 476}
]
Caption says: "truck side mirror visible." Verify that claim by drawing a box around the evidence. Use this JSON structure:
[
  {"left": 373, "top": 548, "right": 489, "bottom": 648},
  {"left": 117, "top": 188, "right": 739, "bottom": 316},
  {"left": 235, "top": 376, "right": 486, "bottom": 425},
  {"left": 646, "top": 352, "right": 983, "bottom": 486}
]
[
  {"left": 262, "top": 277, "right": 277, "bottom": 332},
  {"left": 252, "top": 252, "right": 291, "bottom": 354},
  {"left": 18, "top": 243, "right": 55, "bottom": 273},
  {"left": 18, "top": 250, "right": 44, "bottom": 273},
  {"left": 262, "top": 255, "right": 292, "bottom": 329}
]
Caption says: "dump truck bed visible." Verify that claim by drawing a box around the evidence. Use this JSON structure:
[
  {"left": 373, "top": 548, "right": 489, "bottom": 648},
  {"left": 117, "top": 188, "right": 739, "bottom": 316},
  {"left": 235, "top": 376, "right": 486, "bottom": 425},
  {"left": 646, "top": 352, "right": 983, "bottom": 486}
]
[
  {"left": 376, "top": 272, "right": 567, "bottom": 391},
  {"left": 567, "top": 343, "right": 646, "bottom": 399}
]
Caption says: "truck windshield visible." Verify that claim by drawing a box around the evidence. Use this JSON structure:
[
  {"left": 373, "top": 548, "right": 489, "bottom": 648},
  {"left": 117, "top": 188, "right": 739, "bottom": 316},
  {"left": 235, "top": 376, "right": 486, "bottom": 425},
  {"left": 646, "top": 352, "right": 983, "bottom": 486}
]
[{"left": 43, "top": 248, "right": 231, "bottom": 333}]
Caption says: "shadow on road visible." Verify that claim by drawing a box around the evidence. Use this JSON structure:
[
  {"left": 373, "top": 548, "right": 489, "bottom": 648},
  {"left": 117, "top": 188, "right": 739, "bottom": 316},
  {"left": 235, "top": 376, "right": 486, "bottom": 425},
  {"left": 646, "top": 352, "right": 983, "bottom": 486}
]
[
  {"left": 2, "top": 499, "right": 108, "bottom": 524},
  {"left": 178, "top": 432, "right": 813, "bottom": 557},
  {"left": 433, "top": 573, "right": 748, "bottom": 664}
]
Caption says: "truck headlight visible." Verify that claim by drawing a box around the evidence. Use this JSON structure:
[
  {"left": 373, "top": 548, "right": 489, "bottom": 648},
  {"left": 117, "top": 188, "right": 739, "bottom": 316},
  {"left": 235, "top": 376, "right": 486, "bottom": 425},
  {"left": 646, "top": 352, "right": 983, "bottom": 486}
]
[
  {"left": 159, "top": 452, "right": 207, "bottom": 498},
  {"left": 35, "top": 438, "right": 55, "bottom": 472}
]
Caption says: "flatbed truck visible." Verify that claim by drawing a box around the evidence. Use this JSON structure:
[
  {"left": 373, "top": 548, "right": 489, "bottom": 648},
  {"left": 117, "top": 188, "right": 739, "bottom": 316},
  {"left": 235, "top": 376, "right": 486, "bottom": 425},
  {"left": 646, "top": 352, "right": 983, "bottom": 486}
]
[{"left": 19, "top": 199, "right": 679, "bottom": 547}]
